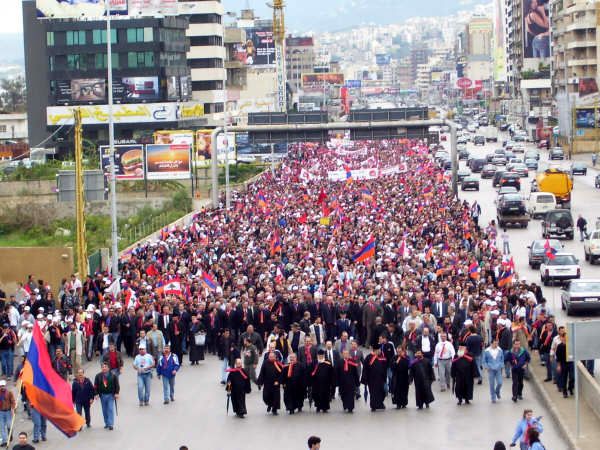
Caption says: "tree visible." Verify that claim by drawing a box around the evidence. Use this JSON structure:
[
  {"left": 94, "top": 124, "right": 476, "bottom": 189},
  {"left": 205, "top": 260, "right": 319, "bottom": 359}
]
[{"left": 0, "top": 76, "right": 26, "bottom": 113}]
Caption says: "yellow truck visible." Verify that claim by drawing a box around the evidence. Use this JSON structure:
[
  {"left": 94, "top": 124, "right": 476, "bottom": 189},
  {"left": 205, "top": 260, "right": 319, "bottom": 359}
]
[{"left": 532, "top": 168, "right": 573, "bottom": 208}]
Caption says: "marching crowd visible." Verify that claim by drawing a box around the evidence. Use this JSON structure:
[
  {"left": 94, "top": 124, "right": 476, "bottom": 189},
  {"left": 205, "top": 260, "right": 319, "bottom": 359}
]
[{"left": 0, "top": 137, "right": 570, "bottom": 449}]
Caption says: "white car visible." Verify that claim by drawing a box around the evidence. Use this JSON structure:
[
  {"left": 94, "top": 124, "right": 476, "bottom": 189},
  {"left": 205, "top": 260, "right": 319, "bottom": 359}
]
[
  {"left": 540, "top": 253, "right": 581, "bottom": 285},
  {"left": 584, "top": 229, "right": 600, "bottom": 264},
  {"left": 527, "top": 192, "right": 557, "bottom": 219}
]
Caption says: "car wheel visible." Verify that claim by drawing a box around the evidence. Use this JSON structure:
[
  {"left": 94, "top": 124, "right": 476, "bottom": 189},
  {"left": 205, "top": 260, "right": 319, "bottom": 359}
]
[
  {"left": 566, "top": 303, "right": 572, "bottom": 316},
  {"left": 585, "top": 251, "right": 590, "bottom": 262},
  {"left": 561, "top": 299, "right": 566, "bottom": 311}
]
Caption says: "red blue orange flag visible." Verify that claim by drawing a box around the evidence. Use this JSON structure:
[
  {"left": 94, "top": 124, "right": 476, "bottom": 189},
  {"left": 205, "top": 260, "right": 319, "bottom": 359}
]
[
  {"left": 498, "top": 267, "right": 513, "bottom": 287},
  {"left": 468, "top": 261, "right": 480, "bottom": 280},
  {"left": 344, "top": 166, "right": 353, "bottom": 184},
  {"left": 544, "top": 239, "right": 556, "bottom": 260},
  {"left": 257, "top": 191, "right": 267, "bottom": 209},
  {"left": 201, "top": 272, "right": 219, "bottom": 291},
  {"left": 361, "top": 188, "right": 374, "bottom": 202},
  {"left": 270, "top": 231, "right": 282, "bottom": 256},
  {"left": 21, "top": 323, "right": 85, "bottom": 437},
  {"left": 425, "top": 244, "right": 434, "bottom": 261},
  {"left": 352, "top": 236, "right": 376, "bottom": 263}
]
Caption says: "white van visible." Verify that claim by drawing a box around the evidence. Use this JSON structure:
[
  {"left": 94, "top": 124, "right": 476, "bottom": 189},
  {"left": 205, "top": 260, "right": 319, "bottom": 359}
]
[{"left": 527, "top": 192, "right": 557, "bottom": 219}]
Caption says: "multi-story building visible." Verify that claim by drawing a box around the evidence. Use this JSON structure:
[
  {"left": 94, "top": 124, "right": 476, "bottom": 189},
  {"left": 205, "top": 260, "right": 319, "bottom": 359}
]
[
  {"left": 22, "top": 0, "right": 201, "bottom": 154},
  {"left": 395, "top": 61, "right": 413, "bottom": 90},
  {"left": 411, "top": 43, "right": 430, "bottom": 82},
  {"left": 286, "top": 36, "right": 315, "bottom": 93},
  {"left": 179, "top": 0, "right": 226, "bottom": 125}
]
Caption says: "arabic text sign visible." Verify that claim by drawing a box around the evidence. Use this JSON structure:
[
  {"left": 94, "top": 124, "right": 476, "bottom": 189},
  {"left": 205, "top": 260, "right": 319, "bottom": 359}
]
[{"left": 146, "top": 144, "right": 191, "bottom": 180}]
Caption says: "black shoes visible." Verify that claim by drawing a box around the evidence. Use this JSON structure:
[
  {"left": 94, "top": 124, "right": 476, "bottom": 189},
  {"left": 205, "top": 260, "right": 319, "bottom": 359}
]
[{"left": 544, "top": 378, "right": 552, "bottom": 382}]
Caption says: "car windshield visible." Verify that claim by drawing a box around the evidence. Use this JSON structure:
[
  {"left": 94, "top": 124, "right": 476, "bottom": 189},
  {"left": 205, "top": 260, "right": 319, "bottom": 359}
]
[
  {"left": 570, "top": 282, "right": 600, "bottom": 292},
  {"left": 547, "top": 255, "right": 577, "bottom": 265},
  {"left": 549, "top": 211, "right": 572, "bottom": 221},
  {"left": 503, "top": 194, "right": 521, "bottom": 201}
]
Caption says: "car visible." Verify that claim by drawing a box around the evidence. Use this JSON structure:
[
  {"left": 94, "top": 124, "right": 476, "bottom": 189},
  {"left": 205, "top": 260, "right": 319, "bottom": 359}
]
[
  {"left": 499, "top": 123, "right": 510, "bottom": 131},
  {"left": 513, "top": 144, "right": 526, "bottom": 153},
  {"left": 497, "top": 193, "right": 530, "bottom": 228},
  {"left": 499, "top": 172, "right": 521, "bottom": 190},
  {"left": 457, "top": 136, "right": 468, "bottom": 145},
  {"left": 540, "top": 253, "right": 580, "bottom": 286},
  {"left": 527, "top": 192, "right": 557, "bottom": 219},
  {"left": 434, "top": 150, "right": 449, "bottom": 161},
  {"left": 473, "top": 135, "right": 486, "bottom": 146},
  {"left": 525, "top": 158, "right": 538, "bottom": 170},
  {"left": 542, "top": 209, "right": 574, "bottom": 239},
  {"left": 504, "top": 150, "right": 515, "bottom": 160},
  {"left": 549, "top": 147, "right": 565, "bottom": 160},
  {"left": 504, "top": 141, "right": 515, "bottom": 151},
  {"left": 491, "top": 155, "right": 507, "bottom": 166},
  {"left": 481, "top": 164, "right": 497, "bottom": 178},
  {"left": 494, "top": 148, "right": 507, "bottom": 156},
  {"left": 457, "top": 168, "right": 471, "bottom": 182},
  {"left": 461, "top": 176, "right": 480, "bottom": 191},
  {"left": 528, "top": 239, "right": 562, "bottom": 269},
  {"left": 508, "top": 163, "right": 529, "bottom": 178},
  {"left": 570, "top": 162, "right": 587, "bottom": 176},
  {"left": 467, "top": 124, "right": 477, "bottom": 133},
  {"left": 561, "top": 279, "right": 600, "bottom": 315},
  {"left": 492, "top": 170, "right": 506, "bottom": 187},
  {"left": 508, "top": 157, "right": 523, "bottom": 164},
  {"left": 458, "top": 148, "right": 470, "bottom": 160},
  {"left": 584, "top": 229, "right": 600, "bottom": 264},
  {"left": 495, "top": 186, "right": 519, "bottom": 204},
  {"left": 525, "top": 149, "right": 540, "bottom": 161},
  {"left": 468, "top": 158, "right": 486, "bottom": 173},
  {"left": 596, "top": 174, "right": 600, "bottom": 188},
  {"left": 537, "top": 140, "right": 548, "bottom": 149}
]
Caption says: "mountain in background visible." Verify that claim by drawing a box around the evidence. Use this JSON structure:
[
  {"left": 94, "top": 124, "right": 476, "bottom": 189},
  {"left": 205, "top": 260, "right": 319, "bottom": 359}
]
[
  {"left": 0, "top": 33, "right": 24, "bottom": 64},
  {"left": 224, "top": 0, "right": 489, "bottom": 32}
]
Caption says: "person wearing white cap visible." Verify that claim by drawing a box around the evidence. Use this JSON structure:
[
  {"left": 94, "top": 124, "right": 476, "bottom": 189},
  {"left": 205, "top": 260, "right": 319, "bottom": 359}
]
[{"left": 17, "top": 321, "right": 33, "bottom": 357}]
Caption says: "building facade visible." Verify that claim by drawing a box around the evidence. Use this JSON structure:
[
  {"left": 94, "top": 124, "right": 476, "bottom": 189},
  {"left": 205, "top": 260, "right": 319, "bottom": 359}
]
[{"left": 286, "top": 36, "right": 315, "bottom": 93}]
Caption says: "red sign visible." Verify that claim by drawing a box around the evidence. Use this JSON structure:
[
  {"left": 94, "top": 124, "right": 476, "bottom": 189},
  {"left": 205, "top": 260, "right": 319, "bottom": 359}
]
[{"left": 456, "top": 78, "right": 473, "bottom": 89}]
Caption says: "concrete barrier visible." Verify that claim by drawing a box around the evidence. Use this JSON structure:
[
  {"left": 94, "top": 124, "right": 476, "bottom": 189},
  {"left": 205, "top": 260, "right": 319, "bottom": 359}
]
[{"left": 578, "top": 361, "right": 600, "bottom": 421}]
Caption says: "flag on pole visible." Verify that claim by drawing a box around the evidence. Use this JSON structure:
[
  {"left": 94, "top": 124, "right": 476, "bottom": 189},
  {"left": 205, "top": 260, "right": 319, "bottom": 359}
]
[
  {"left": 468, "top": 262, "right": 480, "bottom": 280},
  {"left": 544, "top": 239, "right": 557, "bottom": 260},
  {"left": 164, "top": 278, "right": 182, "bottom": 296},
  {"left": 257, "top": 191, "right": 267, "bottom": 209},
  {"left": 201, "top": 272, "right": 219, "bottom": 292},
  {"left": 352, "top": 237, "right": 376, "bottom": 263},
  {"left": 498, "top": 267, "right": 514, "bottom": 287},
  {"left": 270, "top": 231, "right": 282, "bottom": 256}
]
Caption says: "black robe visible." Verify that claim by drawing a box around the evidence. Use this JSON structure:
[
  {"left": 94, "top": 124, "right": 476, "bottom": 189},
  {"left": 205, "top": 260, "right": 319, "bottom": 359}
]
[
  {"left": 283, "top": 362, "right": 306, "bottom": 412},
  {"left": 257, "top": 360, "right": 283, "bottom": 411},
  {"left": 361, "top": 354, "right": 387, "bottom": 410},
  {"left": 451, "top": 355, "right": 478, "bottom": 401},
  {"left": 189, "top": 322, "right": 205, "bottom": 363},
  {"left": 226, "top": 368, "right": 251, "bottom": 416},
  {"left": 409, "top": 357, "right": 435, "bottom": 408},
  {"left": 310, "top": 361, "right": 334, "bottom": 412},
  {"left": 391, "top": 356, "right": 410, "bottom": 408},
  {"left": 336, "top": 359, "right": 359, "bottom": 412}
]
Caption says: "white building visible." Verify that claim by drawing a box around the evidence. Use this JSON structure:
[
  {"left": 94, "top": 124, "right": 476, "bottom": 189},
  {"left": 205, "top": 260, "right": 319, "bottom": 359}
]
[{"left": 0, "top": 113, "right": 27, "bottom": 142}]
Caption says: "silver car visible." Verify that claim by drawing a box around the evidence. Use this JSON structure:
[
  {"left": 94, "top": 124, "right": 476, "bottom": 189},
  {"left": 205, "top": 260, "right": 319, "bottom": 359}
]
[{"left": 561, "top": 279, "right": 600, "bottom": 315}]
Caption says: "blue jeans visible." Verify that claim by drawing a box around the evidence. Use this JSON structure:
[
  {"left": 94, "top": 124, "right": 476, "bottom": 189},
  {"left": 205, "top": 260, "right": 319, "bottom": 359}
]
[
  {"left": 541, "top": 353, "right": 552, "bottom": 380},
  {"left": 137, "top": 373, "right": 152, "bottom": 403},
  {"left": 503, "top": 351, "right": 511, "bottom": 378},
  {"left": 0, "top": 350, "right": 13, "bottom": 377},
  {"left": 162, "top": 376, "right": 175, "bottom": 401},
  {"left": 31, "top": 408, "right": 47, "bottom": 440},
  {"left": 0, "top": 410, "right": 11, "bottom": 444},
  {"left": 220, "top": 358, "right": 229, "bottom": 383},
  {"left": 532, "top": 34, "right": 550, "bottom": 58},
  {"left": 474, "top": 354, "right": 483, "bottom": 380},
  {"left": 488, "top": 369, "right": 503, "bottom": 401},
  {"left": 100, "top": 394, "right": 115, "bottom": 427}
]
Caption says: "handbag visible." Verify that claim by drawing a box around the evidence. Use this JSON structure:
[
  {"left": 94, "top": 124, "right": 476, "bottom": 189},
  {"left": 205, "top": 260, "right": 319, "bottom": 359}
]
[{"left": 194, "top": 332, "right": 206, "bottom": 346}]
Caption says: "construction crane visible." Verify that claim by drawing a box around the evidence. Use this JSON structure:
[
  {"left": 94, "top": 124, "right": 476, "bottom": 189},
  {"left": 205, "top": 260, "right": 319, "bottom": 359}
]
[{"left": 267, "top": 0, "right": 286, "bottom": 112}]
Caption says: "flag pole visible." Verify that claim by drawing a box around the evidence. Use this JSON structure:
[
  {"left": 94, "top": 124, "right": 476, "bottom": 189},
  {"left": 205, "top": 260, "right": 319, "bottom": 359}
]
[{"left": 7, "top": 378, "right": 23, "bottom": 445}]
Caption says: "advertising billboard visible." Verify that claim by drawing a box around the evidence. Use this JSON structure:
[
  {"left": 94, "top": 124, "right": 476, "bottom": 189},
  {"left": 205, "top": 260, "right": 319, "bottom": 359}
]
[
  {"left": 166, "top": 76, "right": 179, "bottom": 101},
  {"left": 122, "top": 77, "right": 160, "bottom": 100},
  {"left": 579, "top": 78, "right": 599, "bottom": 98},
  {"left": 576, "top": 108, "right": 597, "bottom": 128},
  {"left": 302, "top": 73, "right": 345, "bottom": 87},
  {"left": 100, "top": 144, "right": 145, "bottom": 180},
  {"left": 154, "top": 130, "right": 194, "bottom": 148},
  {"left": 180, "top": 76, "right": 192, "bottom": 101},
  {"left": 195, "top": 130, "right": 212, "bottom": 164},
  {"left": 375, "top": 54, "right": 391, "bottom": 66},
  {"left": 36, "top": 0, "right": 127, "bottom": 18},
  {"left": 71, "top": 78, "right": 106, "bottom": 102},
  {"left": 345, "top": 80, "right": 361, "bottom": 88},
  {"left": 146, "top": 144, "right": 191, "bottom": 180},
  {"left": 217, "top": 133, "right": 236, "bottom": 162},
  {"left": 522, "top": 0, "right": 550, "bottom": 59},
  {"left": 232, "top": 27, "right": 275, "bottom": 66}
]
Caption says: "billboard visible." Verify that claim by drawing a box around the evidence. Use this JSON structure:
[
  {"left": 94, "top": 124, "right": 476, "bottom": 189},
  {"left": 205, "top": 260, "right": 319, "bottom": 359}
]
[
  {"left": 122, "top": 77, "right": 160, "bottom": 100},
  {"left": 195, "top": 130, "right": 212, "bottom": 164},
  {"left": 302, "top": 73, "right": 345, "bottom": 87},
  {"left": 522, "top": 0, "right": 550, "bottom": 59},
  {"left": 375, "top": 54, "right": 391, "bottom": 66},
  {"left": 217, "top": 133, "right": 236, "bottom": 162},
  {"left": 286, "top": 37, "right": 314, "bottom": 47},
  {"left": 232, "top": 27, "right": 275, "bottom": 66},
  {"left": 71, "top": 78, "right": 106, "bottom": 102},
  {"left": 100, "top": 144, "right": 145, "bottom": 180},
  {"left": 36, "top": 0, "right": 129, "bottom": 18},
  {"left": 146, "top": 144, "right": 191, "bottom": 180},
  {"left": 345, "top": 80, "right": 361, "bottom": 88},
  {"left": 576, "top": 108, "right": 597, "bottom": 128},
  {"left": 579, "top": 78, "right": 599, "bottom": 98}
]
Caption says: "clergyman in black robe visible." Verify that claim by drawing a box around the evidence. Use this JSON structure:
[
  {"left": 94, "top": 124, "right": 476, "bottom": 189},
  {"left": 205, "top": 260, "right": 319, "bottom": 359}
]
[
  {"left": 310, "top": 350, "right": 335, "bottom": 413},
  {"left": 257, "top": 351, "right": 283, "bottom": 415},
  {"left": 282, "top": 353, "right": 306, "bottom": 414},
  {"left": 391, "top": 348, "right": 410, "bottom": 409},
  {"left": 361, "top": 347, "right": 387, "bottom": 412},
  {"left": 451, "top": 348, "right": 478, "bottom": 405},
  {"left": 409, "top": 350, "right": 435, "bottom": 409},
  {"left": 336, "top": 350, "right": 359, "bottom": 413},
  {"left": 226, "top": 359, "right": 251, "bottom": 418}
]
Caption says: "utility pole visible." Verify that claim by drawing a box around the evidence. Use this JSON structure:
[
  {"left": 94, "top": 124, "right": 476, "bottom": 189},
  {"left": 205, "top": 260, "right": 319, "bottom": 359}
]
[{"left": 73, "top": 109, "right": 88, "bottom": 277}]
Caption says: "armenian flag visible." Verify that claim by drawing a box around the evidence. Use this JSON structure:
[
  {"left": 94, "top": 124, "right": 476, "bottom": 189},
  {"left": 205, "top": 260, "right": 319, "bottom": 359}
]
[
  {"left": 423, "top": 185, "right": 434, "bottom": 197},
  {"left": 270, "top": 231, "right": 282, "bottom": 256},
  {"left": 468, "top": 261, "right": 480, "bottom": 280},
  {"left": 361, "top": 188, "right": 374, "bottom": 202},
  {"left": 257, "top": 191, "right": 267, "bottom": 209},
  {"left": 344, "top": 165, "right": 353, "bottom": 184},
  {"left": 21, "top": 323, "right": 85, "bottom": 437},
  {"left": 544, "top": 239, "right": 557, "bottom": 260},
  {"left": 201, "top": 272, "right": 219, "bottom": 292},
  {"left": 498, "top": 267, "right": 514, "bottom": 287},
  {"left": 425, "top": 244, "right": 434, "bottom": 261},
  {"left": 352, "top": 237, "right": 376, "bottom": 263}
]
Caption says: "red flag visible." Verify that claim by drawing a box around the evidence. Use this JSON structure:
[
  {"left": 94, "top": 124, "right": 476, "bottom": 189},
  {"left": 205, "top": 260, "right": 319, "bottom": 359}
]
[
  {"left": 317, "top": 189, "right": 327, "bottom": 205},
  {"left": 298, "top": 212, "right": 308, "bottom": 224}
]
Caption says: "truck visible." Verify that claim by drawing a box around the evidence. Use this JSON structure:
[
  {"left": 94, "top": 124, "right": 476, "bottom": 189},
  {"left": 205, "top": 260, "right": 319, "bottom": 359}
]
[
  {"left": 531, "top": 168, "right": 573, "bottom": 208},
  {"left": 481, "top": 126, "right": 498, "bottom": 142}
]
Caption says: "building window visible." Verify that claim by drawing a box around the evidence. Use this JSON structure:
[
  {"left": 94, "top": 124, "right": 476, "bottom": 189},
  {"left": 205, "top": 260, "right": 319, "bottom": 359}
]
[
  {"left": 144, "top": 27, "right": 153, "bottom": 42},
  {"left": 189, "top": 35, "right": 222, "bottom": 46},
  {"left": 67, "top": 54, "right": 84, "bottom": 70},
  {"left": 47, "top": 32, "right": 55, "bottom": 46},
  {"left": 49, "top": 56, "right": 55, "bottom": 71},
  {"left": 127, "top": 28, "right": 153, "bottom": 43},
  {"left": 127, "top": 51, "right": 154, "bottom": 68},
  {"left": 192, "top": 80, "right": 223, "bottom": 91},
  {"left": 92, "top": 29, "right": 117, "bottom": 45},
  {"left": 0, "top": 125, "right": 6, "bottom": 133},
  {"left": 95, "top": 53, "right": 119, "bottom": 69},
  {"left": 189, "top": 58, "right": 223, "bottom": 69},
  {"left": 66, "top": 30, "right": 86, "bottom": 46},
  {"left": 189, "top": 14, "right": 222, "bottom": 24}
]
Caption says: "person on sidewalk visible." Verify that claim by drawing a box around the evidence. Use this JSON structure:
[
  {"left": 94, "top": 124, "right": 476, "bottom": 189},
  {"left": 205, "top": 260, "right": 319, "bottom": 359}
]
[
  {"left": 93, "top": 362, "right": 120, "bottom": 431},
  {"left": 508, "top": 339, "right": 530, "bottom": 403},
  {"left": 509, "top": 409, "right": 543, "bottom": 450},
  {"left": 483, "top": 338, "right": 505, "bottom": 403},
  {"left": 156, "top": 345, "right": 180, "bottom": 404},
  {"left": 501, "top": 229, "right": 510, "bottom": 254},
  {"left": 71, "top": 369, "right": 95, "bottom": 428},
  {"left": 555, "top": 333, "right": 574, "bottom": 398},
  {"left": 133, "top": 346, "right": 154, "bottom": 406}
]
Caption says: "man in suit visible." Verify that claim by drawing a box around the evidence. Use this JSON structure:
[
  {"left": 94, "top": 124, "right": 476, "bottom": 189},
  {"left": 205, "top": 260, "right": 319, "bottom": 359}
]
[
  {"left": 416, "top": 326, "right": 436, "bottom": 363},
  {"left": 334, "top": 331, "right": 352, "bottom": 355},
  {"left": 362, "top": 298, "right": 382, "bottom": 348},
  {"left": 236, "top": 301, "right": 254, "bottom": 335},
  {"left": 309, "top": 317, "right": 326, "bottom": 348},
  {"left": 287, "top": 322, "right": 305, "bottom": 354},
  {"left": 349, "top": 340, "right": 364, "bottom": 399},
  {"left": 431, "top": 296, "right": 448, "bottom": 326},
  {"left": 397, "top": 300, "right": 412, "bottom": 326},
  {"left": 323, "top": 340, "right": 340, "bottom": 368},
  {"left": 298, "top": 336, "right": 317, "bottom": 370},
  {"left": 335, "top": 311, "right": 353, "bottom": 339},
  {"left": 158, "top": 305, "right": 172, "bottom": 345},
  {"left": 321, "top": 297, "right": 337, "bottom": 341}
]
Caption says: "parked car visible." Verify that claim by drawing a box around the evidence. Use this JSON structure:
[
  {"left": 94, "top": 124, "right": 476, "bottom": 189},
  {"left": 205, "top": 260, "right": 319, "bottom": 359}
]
[
  {"left": 549, "top": 147, "right": 565, "bottom": 160},
  {"left": 492, "top": 170, "right": 507, "bottom": 187},
  {"left": 561, "top": 279, "right": 600, "bottom": 315},
  {"left": 540, "top": 253, "right": 580, "bottom": 285},
  {"left": 542, "top": 209, "right": 574, "bottom": 239},
  {"left": 528, "top": 239, "right": 562, "bottom": 269},
  {"left": 473, "top": 135, "right": 486, "bottom": 146},
  {"left": 584, "top": 229, "right": 600, "bottom": 264},
  {"left": 481, "top": 164, "right": 497, "bottom": 179},
  {"left": 570, "top": 162, "right": 587, "bottom": 176},
  {"left": 499, "top": 172, "right": 521, "bottom": 190},
  {"left": 461, "top": 176, "right": 480, "bottom": 191},
  {"left": 525, "top": 158, "right": 538, "bottom": 170},
  {"left": 527, "top": 192, "right": 557, "bottom": 219}
]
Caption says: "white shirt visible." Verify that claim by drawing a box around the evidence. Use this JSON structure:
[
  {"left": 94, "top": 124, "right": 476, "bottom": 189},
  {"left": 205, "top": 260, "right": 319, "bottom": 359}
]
[
  {"left": 421, "top": 336, "right": 431, "bottom": 353},
  {"left": 433, "top": 340, "right": 455, "bottom": 365},
  {"left": 487, "top": 347, "right": 501, "bottom": 360}
]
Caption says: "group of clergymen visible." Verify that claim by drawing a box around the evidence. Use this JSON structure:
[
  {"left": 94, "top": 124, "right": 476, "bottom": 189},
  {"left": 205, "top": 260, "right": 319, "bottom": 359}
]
[{"left": 225, "top": 325, "right": 481, "bottom": 418}]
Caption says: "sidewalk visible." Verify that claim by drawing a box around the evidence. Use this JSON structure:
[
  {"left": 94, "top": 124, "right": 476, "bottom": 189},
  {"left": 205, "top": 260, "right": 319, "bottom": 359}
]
[{"left": 529, "top": 353, "right": 600, "bottom": 450}]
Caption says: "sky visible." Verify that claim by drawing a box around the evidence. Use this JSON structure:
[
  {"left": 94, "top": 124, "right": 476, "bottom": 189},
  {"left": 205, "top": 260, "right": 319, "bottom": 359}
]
[{"left": 2, "top": 0, "right": 23, "bottom": 34}]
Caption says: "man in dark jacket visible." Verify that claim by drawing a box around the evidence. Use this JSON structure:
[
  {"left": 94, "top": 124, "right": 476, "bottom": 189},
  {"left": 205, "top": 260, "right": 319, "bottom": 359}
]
[
  {"left": 72, "top": 368, "right": 95, "bottom": 427},
  {"left": 508, "top": 339, "right": 531, "bottom": 402},
  {"left": 94, "top": 362, "right": 120, "bottom": 430},
  {"left": 464, "top": 326, "right": 483, "bottom": 384},
  {"left": 218, "top": 329, "right": 237, "bottom": 385}
]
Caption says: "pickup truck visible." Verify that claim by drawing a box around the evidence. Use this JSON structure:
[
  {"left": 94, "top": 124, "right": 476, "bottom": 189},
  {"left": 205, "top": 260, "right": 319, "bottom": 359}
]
[{"left": 497, "top": 193, "right": 530, "bottom": 228}]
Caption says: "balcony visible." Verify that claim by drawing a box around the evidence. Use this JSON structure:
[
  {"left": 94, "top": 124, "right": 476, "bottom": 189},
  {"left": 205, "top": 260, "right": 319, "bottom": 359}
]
[
  {"left": 566, "top": 19, "right": 596, "bottom": 32},
  {"left": 566, "top": 40, "right": 597, "bottom": 50},
  {"left": 567, "top": 58, "right": 598, "bottom": 66}
]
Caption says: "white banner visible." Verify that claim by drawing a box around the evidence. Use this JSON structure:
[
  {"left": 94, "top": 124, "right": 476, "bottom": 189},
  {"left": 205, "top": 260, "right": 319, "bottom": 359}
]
[
  {"left": 129, "top": 0, "right": 178, "bottom": 16},
  {"left": 36, "top": 0, "right": 129, "bottom": 18},
  {"left": 327, "top": 165, "right": 407, "bottom": 182}
]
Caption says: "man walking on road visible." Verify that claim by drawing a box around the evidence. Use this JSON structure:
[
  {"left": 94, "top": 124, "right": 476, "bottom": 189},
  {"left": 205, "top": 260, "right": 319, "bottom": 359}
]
[
  {"left": 483, "top": 338, "right": 504, "bottom": 403},
  {"left": 156, "top": 344, "right": 180, "bottom": 404},
  {"left": 509, "top": 339, "right": 530, "bottom": 403},
  {"left": 576, "top": 214, "right": 588, "bottom": 241},
  {"left": 94, "top": 362, "right": 119, "bottom": 431},
  {"left": 433, "top": 333, "right": 454, "bottom": 392},
  {"left": 72, "top": 369, "right": 95, "bottom": 428},
  {"left": 133, "top": 346, "right": 154, "bottom": 406}
]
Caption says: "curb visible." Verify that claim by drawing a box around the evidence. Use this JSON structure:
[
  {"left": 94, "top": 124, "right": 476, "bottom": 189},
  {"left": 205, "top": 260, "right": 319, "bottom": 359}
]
[{"left": 528, "top": 360, "right": 579, "bottom": 450}]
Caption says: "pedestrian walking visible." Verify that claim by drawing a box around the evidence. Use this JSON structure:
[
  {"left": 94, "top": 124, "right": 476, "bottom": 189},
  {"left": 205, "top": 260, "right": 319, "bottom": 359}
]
[
  {"left": 156, "top": 345, "right": 180, "bottom": 404},
  {"left": 451, "top": 346, "right": 478, "bottom": 405},
  {"left": 226, "top": 358, "right": 251, "bottom": 418},
  {"left": 576, "top": 214, "right": 588, "bottom": 241},
  {"left": 0, "top": 380, "right": 15, "bottom": 447},
  {"left": 0, "top": 324, "right": 17, "bottom": 378},
  {"left": 433, "top": 332, "right": 455, "bottom": 392},
  {"left": 483, "top": 338, "right": 505, "bottom": 403},
  {"left": 592, "top": 152, "right": 597, "bottom": 167},
  {"left": 133, "top": 346, "right": 154, "bottom": 406},
  {"left": 30, "top": 406, "right": 46, "bottom": 444},
  {"left": 71, "top": 369, "right": 95, "bottom": 428},
  {"left": 509, "top": 339, "right": 531, "bottom": 403},
  {"left": 509, "top": 409, "right": 543, "bottom": 450},
  {"left": 502, "top": 229, "right": 510, "bottom": 254},
  {"left": 93, "top": 362, "right": 119, "bottom": 431}
]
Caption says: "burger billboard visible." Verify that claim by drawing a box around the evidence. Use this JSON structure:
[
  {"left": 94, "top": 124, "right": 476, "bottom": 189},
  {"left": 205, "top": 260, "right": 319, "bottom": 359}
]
[{"left": 100, "top": 144, "right": 145, "bottom": 180}]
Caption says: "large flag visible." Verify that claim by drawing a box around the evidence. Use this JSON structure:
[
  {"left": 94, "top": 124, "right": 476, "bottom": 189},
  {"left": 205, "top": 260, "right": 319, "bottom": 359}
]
[
  {"left": 544, "top": 239, "right": 557, "bottom": 260},
  {"left": 270, "top": 231, "right": 282, "bottom": 256},
  {"left": 498, "top": 267, "right": 514, "bottom": 287},
  {"left": 257, "top": 191, "right": 267, "bottom": 209},
  {"left": 352, "top": 237, "right": 376, "bottom": 263},
  {"left": 468, "top": 261, "right": 480, "bottom": 280},
  {"left": 21, "top": 323, "right": 85, "bottom": 437},
  {"left": 164, "top": 278, "right": 182, "bottom": 296}
]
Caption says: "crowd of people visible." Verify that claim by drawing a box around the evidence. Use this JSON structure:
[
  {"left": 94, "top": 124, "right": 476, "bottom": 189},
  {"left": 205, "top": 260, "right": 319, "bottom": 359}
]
[{"left": 0, "top": 137, "right": 566, "bottom": 448}]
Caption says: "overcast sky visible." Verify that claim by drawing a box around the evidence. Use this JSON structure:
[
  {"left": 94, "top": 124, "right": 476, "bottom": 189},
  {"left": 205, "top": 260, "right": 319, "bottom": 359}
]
[{"left": 2, "top": 0, "right": 22, "bottom": 34}]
